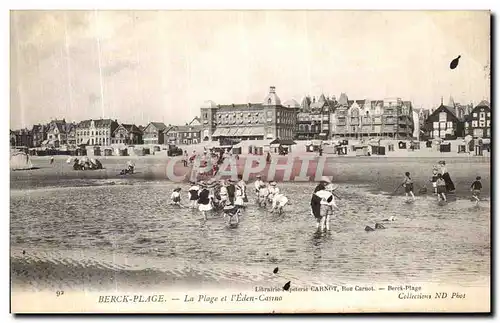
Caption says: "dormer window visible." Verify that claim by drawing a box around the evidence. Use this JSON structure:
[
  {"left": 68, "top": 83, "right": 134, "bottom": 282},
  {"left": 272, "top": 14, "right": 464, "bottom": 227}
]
[{"left": 268, "top": 98, "right": 272, "bottom": 105}]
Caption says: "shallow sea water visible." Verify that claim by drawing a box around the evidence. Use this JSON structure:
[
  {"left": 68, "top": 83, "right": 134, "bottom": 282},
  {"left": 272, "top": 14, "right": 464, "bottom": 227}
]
[{"left": 10, "top": 180, "right": 490, "bottom": 291}]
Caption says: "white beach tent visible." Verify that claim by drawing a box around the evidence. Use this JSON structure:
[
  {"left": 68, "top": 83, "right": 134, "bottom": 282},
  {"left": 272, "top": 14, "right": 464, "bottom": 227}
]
[{"left": 10, "top": 151, "right": 34, "bottom": 170}]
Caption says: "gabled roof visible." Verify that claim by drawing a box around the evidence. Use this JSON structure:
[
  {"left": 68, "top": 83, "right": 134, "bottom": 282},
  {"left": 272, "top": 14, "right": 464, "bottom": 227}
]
[
  {"left": 476, "top": 100, "right": 490, "bottom": 108},
  {"left": 300, "top": 96, "right": 311, "bottom": 110},
  {"left": 146, "top": 122, "right": 167, "bottom": 132},
  {"left": 188, "top": 117, "right": 201, "bottom": 126},
  {"left": 431, "top": 104, "right": 459, "bottom": 120},
  {"left": 338, "top": 93, "right": 349, "bottom": 106},
  {"left": 121, "top": 123, "right": 142, "bottom": 134}
]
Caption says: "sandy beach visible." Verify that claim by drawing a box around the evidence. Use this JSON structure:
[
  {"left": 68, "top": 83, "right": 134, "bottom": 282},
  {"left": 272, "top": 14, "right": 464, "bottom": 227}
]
[{"left": 11, "top": 154, "right": 491, "bottom": 198}]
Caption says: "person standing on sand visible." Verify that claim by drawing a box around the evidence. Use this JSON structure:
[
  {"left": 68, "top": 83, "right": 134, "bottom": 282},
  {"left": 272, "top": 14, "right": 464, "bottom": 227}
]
[
  {"left": 50, "top": 156, "right": 54, "bottom": 165},
  {"left": 470, "top": 176, "right": 482, "bottom": 206},
  {"left": 402, "top": 172, "right": 416, "bottom": 201}
]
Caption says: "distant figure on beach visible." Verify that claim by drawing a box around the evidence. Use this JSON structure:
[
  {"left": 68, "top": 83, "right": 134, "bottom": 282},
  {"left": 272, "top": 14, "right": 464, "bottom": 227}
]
[
  {"left": 127, "top": 160, "right": 135, "bottom": 173},
  {"left": 170, "top": 187, "right": 182, "bottom": 206},
  {"left": 430, "top": 166, "right": 439, "bottom": 195},
  {"left": 402, "top": 172, "right": 415, "bottom": 202},
  {"left": 266, "top": 152, "right": 271, "bottom": 164},
  {"left": 436, "top": 174, "right": 447, "bottom": 202},
  {"left": 188, "top": 182, "right": 200, "bottom": 209},
  {"left": 183, "top": 151, "right": 188, "bottom": 167},
  {"left": 197, "top": 182, "right": 212, "bottom": 220},
  {"left": 50, "top": 156, "right": 54, "bottom": 165},
  {"left": 470, "top": 176, "right": 482, "bottom": 206}
]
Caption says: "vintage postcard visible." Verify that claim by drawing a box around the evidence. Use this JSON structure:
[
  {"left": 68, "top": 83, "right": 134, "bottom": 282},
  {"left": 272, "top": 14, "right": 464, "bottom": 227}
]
[{"left": 10, "top": 10, "right": 491, "bottom": 313}]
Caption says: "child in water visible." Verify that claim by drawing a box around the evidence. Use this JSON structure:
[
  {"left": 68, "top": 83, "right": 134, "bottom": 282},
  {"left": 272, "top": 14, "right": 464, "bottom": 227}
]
[
  {"left": 402, "top": 172, "right": 415, "bottom": 202},
  {"left": 470, "top": 176, "right": 482, "bottom": 206},
  {"left": 170, "top": 188, "right": 182, "bottom": 206},
  {"left": 430, "top": 167, "right": 439, "bottom": 195},
  {"left": 436, "top": 174, "right": 447, "bottom": 202}
]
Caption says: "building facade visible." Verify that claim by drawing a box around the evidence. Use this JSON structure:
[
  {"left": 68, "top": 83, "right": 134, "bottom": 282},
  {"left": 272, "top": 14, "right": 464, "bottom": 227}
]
[
  {"left": 112, "top": 124, "right": 143, "bottom": 145},
  {"left": 200, "top": 86, "right": 298, "bottom": 142},
  {"left": 46, "top": 119, "right": 67, "bottom": 147},
  {"left": 296, "top": 94, "right": 336, "bottom": 140},
  {"left": 31, "top": 124, "right": 48, "bottom": 147},
  {"left": 143, "top": 122, "right": 166, "bottom": 145},
  {"left": 174, "top": 117, "right": 202, "bottom": 145},
  {"left": 465, "top": 100, "right": 491, "bottom": 138},
  {"left": 424, "top": 103, "right": 464, "bottom": 140},
  {"left": 66, "top": 123, "right": 77, "bottom": 145},
  {"left": 76, "top": 119, "right": 119, "bottom": 146},
  {"left": 11, "top": 128, "right": 32, "bottom": 147},
  {"left": 332, "top": 97, "right": 414, "bottom": 139}
]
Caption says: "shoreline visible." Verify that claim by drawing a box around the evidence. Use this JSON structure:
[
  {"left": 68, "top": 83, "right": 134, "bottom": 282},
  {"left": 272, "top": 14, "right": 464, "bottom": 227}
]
[{"left": 10, "top": 155, "right": 491, "bottom": 198}]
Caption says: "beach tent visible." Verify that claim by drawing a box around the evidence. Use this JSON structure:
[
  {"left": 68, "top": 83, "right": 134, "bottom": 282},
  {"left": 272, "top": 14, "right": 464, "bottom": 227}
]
[{"left": 10, "top": 151, "right": 34, "bottom": 170}]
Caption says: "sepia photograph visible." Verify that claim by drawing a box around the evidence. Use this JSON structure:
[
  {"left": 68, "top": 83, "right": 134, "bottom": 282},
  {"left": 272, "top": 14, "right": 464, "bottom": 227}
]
[{"left": 9, "top": 9, "right": 491, "bottom": 313}]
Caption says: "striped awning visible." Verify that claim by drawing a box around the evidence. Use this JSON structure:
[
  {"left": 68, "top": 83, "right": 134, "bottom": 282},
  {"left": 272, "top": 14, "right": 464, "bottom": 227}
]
[
  {"left": 227, "top": 128, "right": 239, "bottom": 136},
  {"left": 212, "top": 128, "right": 230, "bottom": 137},
  {"left": 250, "top": 127, "right": 265, "bottom": 136}
]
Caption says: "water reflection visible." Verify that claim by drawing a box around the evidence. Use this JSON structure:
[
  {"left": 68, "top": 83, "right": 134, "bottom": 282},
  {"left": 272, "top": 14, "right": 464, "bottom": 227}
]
[{"left": 10, "top": 181, "right": 490, "bottom": 285}]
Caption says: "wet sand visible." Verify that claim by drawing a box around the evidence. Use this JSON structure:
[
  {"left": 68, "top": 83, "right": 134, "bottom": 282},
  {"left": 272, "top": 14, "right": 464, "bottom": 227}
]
[{"left": 11, "top": 155, "right": 490, "bottom": 198}]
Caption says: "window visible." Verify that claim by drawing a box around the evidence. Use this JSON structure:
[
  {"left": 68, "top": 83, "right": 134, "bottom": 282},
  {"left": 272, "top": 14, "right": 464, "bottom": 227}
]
[
  {"left": 439, "top": 112, "right": 447, "bottom": 122},
  {"left": 480, "top": 112, "right": 485, "bottom": 119},
  {"left": 447, "top": 122, "right": 453, "bottom": 128},
  {"left": 474, "top": 129, "right": 483, "bottom": 137},
  {"left": 487, "top": 128, "right": 491, "bottom": 137},
  {"left": 465, "top": 122, "right": 469, "bottom": 128},
  {"left": 433, "top": 130, "right": 439, "bottom": 137},
  {"left": 440, "top": 122, "right": 446, "bottom": 129},
  {"left": 479, "top": 120, "right": 485, "bottom": 127},
  {"left": 472, "top": 121, "right": 478, "bottom": 127},
  {"left": 487, "top": 112, "right": 491, "bottom": 117},
  {"left": 268, "top": 98, "right": 272, "bottom": 104},
  {"left": 487, "top": 120, "right": 490, "bottom": 127},
  {"left": 433, "top": 122, "right": 438, "bottom": 128},
  {"left": 473, "top": 113, "right": 478, "bottom": 118}
]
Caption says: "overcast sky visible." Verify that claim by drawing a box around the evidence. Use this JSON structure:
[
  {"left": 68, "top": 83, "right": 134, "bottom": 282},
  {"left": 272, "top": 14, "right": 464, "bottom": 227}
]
[{"left": 10, "top": 10, "right": 490, "bottom": 129}]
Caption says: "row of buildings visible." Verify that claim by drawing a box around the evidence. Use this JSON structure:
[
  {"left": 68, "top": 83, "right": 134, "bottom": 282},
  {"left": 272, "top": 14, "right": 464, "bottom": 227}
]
[
  {"left": 199, "top": 86, "right": 491, "bottom": 142},
  {"left": 10, "top": 117, "right": 204, "bottom": 148},
  {"left": 11, "top": 86, "right": 491, "bottom": 148}
]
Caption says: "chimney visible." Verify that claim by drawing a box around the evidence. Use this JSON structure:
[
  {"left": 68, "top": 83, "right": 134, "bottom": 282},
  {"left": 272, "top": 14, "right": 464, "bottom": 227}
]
[{"left": 269, "top": 86, "right": 276, "bottom": 94}]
